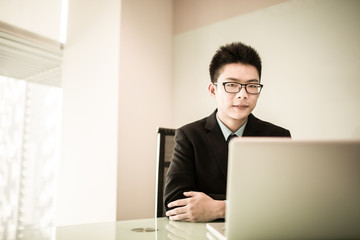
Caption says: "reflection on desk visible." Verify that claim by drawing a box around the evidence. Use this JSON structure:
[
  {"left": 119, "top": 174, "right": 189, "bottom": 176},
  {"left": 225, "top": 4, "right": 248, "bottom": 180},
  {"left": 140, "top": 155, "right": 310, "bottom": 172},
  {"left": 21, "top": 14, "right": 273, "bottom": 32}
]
[
  {"left": 2, "top": 218, "right": 210, "bottom": 240},
  {"left": 58, "top": 217, "right": 209, "bottom": 240}
]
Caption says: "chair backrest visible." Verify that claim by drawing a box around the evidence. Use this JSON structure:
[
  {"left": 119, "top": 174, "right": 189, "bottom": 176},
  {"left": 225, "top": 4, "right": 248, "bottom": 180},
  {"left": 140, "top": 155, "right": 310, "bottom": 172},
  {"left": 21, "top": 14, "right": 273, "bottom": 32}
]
[{"left": 155, "top": 127, "right": 176, "bottom": 217}]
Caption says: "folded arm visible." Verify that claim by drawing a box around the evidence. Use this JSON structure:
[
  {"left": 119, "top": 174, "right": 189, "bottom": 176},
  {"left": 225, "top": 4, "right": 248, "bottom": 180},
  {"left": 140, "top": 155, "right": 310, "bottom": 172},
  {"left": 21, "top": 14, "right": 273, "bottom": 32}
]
[
  {"left": 166, "top": 191, "right": 226, "bottom": 222},
  {"left": 164, "top": 128, "right": 226, "bottom": 222}
]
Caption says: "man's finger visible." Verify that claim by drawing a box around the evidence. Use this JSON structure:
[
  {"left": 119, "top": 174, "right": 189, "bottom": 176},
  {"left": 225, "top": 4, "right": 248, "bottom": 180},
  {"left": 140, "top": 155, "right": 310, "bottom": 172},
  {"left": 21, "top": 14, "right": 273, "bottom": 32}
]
[
  {"left": 169, "top": 213, "right": 189, "bottom": 221},
  {"left": 183, "top": 191, "right": 199, "bottom": 197},
  {"left": 167, "top": 198, "right": 189, "bottom": 208},
  {"left": 166, "top": 205, "right": 187, "bottom": 217}
]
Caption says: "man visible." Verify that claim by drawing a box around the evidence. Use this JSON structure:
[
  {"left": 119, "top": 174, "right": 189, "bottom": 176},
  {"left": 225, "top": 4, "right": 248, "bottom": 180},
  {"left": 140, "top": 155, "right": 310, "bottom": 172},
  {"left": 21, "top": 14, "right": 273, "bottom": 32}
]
[{"left": 164, "top": 42, "right": 291, "bottom": 222}]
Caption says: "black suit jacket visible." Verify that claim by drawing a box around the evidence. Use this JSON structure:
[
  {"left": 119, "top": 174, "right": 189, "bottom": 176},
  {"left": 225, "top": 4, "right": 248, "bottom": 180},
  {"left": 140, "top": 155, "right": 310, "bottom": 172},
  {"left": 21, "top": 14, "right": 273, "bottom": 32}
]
[{"left": 164, "top": 110, "right": 291, "bottom": 211}]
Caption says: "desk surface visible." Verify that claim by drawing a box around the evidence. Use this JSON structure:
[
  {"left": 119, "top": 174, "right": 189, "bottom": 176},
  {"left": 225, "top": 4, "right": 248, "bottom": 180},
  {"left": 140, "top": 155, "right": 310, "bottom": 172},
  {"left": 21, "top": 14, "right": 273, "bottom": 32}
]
[{"left": 7, "top": 218, "right": 210, "bottom": 240}]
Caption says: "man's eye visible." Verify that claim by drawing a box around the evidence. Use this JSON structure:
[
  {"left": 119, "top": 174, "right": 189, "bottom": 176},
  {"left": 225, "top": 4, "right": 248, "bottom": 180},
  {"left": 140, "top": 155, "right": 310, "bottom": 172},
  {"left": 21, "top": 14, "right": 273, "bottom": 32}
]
[
  {"left": 227, "top": 83, "right": 238, "bottom": 88},
  {"left": 248, "top": 84, "right": 258, "bottom": 88}
]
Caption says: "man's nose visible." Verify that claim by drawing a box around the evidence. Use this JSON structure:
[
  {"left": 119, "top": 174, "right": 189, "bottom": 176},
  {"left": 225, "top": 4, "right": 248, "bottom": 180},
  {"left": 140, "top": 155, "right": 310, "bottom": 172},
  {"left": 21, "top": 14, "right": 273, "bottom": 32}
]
[{"left": 236, "top": 85, "right": 248, "bottom": 99}]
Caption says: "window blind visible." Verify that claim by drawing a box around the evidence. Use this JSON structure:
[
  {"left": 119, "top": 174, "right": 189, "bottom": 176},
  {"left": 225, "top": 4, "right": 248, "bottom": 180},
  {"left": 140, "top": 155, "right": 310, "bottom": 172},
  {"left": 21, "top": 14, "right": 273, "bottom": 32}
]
[{"left": 0, "top": 21, "right": 63, "bottom": 87}]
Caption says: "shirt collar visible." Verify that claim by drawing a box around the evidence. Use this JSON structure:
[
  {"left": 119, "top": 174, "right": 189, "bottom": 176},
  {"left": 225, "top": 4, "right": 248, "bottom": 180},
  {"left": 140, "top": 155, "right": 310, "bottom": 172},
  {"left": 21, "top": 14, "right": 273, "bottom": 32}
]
[{"left": 216, "top": 113, "right": 247, "bottom": 141}]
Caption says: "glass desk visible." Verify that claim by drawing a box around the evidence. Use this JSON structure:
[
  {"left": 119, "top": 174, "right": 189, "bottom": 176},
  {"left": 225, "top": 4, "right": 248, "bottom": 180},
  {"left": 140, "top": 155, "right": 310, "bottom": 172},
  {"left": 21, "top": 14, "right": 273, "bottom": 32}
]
[{"left": 3, "top": 218, "right": 210, "bottom": 240}]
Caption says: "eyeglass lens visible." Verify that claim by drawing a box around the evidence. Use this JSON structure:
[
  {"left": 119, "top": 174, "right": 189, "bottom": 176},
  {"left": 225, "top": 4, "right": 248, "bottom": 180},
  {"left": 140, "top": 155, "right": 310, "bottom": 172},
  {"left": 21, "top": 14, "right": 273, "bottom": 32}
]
[{"left": 224, "top": 83, "right": 261, "bottom": 94}]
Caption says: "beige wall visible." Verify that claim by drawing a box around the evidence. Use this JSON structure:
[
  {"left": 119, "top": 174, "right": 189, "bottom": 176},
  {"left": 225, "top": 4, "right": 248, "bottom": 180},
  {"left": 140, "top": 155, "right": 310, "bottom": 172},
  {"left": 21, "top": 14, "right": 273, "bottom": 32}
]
[
  {"left": 173, "top": 0, "right": 288, "bottom": 34},
  {"left": 58, "top": 0, "right": 120, "bottom": 225},
  {"left": 117, "top": 0, "right": 173, "bottom": 220},
  {"left": 115, "top": 0, "right": 290, "bottom": 221},
  {"left": 173, "top": 0, "right": 360, "bottom": 140}
]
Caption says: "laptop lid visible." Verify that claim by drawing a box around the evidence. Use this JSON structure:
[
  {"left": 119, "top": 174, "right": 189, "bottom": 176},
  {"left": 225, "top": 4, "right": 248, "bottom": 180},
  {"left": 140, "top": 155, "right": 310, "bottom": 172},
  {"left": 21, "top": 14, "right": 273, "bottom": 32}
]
[{"left": 225, "top": 138, "right": 360, "bottom": 240}]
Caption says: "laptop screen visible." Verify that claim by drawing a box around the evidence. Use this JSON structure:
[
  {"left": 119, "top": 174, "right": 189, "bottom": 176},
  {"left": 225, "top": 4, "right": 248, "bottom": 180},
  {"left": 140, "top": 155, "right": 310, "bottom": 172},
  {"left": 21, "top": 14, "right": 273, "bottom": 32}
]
[{"left": 225, "top": 138, "right": 360, "bottom": 240}]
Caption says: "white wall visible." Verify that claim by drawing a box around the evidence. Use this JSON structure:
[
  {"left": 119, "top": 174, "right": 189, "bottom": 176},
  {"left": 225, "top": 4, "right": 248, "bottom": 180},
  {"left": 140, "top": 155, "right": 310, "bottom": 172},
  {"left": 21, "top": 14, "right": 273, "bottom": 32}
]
[
  {"left": 173, "top": 0, "right": 360, "bottom": 140},
  {"left": 0, "top": 0, "right": 62, "bottom": 41},
  {"left": 58, "top": 0, "right": 120, "bottom": 225},
  {"left": 117, "top": 0, "right": 173, "bottom": 220},
  {"left": 60, "top": 0, "right": 173, "bottom": 223}
]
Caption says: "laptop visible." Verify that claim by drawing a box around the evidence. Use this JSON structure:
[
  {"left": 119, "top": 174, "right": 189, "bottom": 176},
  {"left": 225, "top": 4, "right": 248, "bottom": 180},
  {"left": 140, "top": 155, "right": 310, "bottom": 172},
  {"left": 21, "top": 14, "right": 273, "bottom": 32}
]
[{"left": 207, "top": 138, "right": 360, "bottom": 240}]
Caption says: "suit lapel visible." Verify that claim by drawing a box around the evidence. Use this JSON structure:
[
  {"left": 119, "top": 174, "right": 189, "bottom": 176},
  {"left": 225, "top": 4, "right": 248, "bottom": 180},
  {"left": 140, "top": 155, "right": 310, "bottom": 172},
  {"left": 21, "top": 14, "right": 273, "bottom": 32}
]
[
  {"left": 205, "top": 110, "right": 228, "bottom": 177},
  {"left": 204, "top": 112, "right": 262, "bottom": 176},
  {"left": 243, "top": 113, "right": 260, "bottom": 136}
]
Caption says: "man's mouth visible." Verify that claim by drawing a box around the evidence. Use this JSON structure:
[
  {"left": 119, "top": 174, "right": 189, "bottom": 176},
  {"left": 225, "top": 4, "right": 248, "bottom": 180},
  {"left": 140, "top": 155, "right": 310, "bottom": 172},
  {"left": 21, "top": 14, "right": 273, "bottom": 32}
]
[{"left": 233, "top": 104, "right": 249, "bottom": 109}]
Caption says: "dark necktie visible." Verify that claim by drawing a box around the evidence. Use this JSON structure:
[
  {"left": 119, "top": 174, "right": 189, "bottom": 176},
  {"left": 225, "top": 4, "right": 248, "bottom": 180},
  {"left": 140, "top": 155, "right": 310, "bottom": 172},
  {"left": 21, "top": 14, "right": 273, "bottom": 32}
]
[{"left": 227, "top": 133, "right": 238, "bottom": 144}]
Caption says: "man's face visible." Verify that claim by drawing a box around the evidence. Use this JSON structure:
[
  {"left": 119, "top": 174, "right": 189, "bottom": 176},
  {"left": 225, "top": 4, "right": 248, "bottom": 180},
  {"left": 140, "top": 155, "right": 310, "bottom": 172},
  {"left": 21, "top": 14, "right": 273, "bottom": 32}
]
[{"left": 208, "top": 63, "right": 260, "bottom": 129}]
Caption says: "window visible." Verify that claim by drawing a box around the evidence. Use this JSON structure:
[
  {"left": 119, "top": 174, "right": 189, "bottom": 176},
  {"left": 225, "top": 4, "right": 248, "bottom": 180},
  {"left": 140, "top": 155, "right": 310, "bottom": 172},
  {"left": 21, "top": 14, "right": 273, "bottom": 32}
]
[{"left": 1, "top": 21, "right": 62, "bottom": 239}]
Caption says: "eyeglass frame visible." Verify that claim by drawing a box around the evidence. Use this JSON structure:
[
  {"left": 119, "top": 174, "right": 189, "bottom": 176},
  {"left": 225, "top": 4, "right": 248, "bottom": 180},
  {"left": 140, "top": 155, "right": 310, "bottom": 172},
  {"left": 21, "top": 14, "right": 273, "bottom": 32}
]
[{"left": 214, "top": 82, "right": 264, "bottom": 95}]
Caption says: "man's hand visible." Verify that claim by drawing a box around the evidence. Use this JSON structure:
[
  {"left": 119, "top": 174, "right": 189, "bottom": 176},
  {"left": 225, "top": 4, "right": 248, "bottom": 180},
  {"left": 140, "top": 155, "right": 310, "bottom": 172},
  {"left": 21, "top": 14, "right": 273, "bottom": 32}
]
[{"left": 165, "top": 191, "right": 226, "bottom": 222}]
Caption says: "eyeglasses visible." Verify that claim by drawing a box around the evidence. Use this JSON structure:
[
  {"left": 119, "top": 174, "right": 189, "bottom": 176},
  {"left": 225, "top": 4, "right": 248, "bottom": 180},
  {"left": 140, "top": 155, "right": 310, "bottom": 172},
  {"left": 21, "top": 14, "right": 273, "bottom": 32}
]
[{"left": 215, "top": 82, "right": 263, "bottom": 95}]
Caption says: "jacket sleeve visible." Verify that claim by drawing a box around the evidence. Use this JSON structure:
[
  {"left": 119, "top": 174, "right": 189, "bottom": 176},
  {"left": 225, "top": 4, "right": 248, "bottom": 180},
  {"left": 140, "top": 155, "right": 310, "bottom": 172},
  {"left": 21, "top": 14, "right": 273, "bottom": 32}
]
[{"left": 164, "top": 128, "right": 197, "bottom": 211}]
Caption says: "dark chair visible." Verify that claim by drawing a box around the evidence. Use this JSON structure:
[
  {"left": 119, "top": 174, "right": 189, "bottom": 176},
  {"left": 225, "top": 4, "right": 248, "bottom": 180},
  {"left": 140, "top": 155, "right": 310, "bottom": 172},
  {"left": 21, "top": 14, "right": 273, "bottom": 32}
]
[{"left": 155, "top": 127, "right": 176, "bottom": 217}]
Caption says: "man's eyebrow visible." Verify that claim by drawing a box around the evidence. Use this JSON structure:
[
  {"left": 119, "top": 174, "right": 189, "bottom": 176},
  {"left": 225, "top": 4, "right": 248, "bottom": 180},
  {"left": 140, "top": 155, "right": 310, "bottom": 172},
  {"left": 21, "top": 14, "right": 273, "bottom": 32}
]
[
  {"left": 247, "top": 79, "right": 260, "bottom": 83},
  {"left": 225, "top": 78, "right": 259, "bottom": 83}
]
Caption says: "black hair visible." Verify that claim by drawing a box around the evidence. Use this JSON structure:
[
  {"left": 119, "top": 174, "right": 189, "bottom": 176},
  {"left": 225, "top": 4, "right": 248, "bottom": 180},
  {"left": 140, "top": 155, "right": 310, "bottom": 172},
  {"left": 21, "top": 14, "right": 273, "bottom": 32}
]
[{"left": 209, "top": 42, "right": 262, "bottom": 83}]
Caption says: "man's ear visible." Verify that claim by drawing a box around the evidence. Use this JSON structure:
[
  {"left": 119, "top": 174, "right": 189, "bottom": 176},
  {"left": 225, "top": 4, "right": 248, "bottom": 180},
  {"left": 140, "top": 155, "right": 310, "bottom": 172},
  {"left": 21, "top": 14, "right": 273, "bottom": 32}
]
[{"left": 208, "top": 83, "right": 216, "bottom": 98}]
